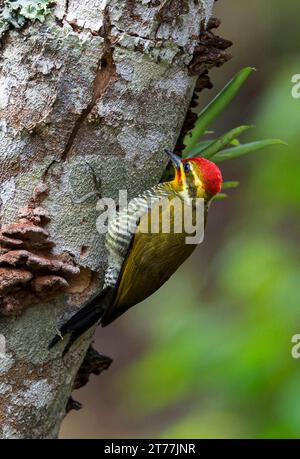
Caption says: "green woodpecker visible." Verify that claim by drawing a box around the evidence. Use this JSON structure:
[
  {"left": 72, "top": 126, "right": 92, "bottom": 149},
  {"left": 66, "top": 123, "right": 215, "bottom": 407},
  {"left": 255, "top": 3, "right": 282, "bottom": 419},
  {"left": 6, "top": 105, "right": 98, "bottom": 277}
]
[{"left": 50, "top": 150, "right": 222, "bottom": 354}]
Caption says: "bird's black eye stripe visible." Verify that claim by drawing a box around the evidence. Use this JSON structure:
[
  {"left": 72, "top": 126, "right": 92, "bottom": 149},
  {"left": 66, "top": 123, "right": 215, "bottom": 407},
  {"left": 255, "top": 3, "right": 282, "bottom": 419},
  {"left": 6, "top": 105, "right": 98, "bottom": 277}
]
[{"left": 184, "top": 162, "right": 191, "bottom": 173}]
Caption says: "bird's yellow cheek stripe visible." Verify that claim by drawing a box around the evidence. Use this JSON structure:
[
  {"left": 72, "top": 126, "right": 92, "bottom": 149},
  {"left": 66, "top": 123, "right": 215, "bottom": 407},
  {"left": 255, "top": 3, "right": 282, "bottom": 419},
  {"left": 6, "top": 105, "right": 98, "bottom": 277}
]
[
  {"left": 173, "top": 164, "right": 186, "bottom": 192},
  {"left": 193, "top": 173, "right": 205, "bottom": 198}
]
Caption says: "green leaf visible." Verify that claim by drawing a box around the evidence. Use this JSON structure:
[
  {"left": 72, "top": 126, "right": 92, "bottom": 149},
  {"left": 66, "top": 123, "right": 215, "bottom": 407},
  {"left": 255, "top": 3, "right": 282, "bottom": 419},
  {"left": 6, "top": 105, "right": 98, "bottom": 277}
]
[
  {"left": 212, "top": 139, "right": 287, "bottom": 163},
  {"left": 213, "top": 193, "right": 228, "bottom": 201},
  {"left": 187, "top": 125, "right": 253, "bottom": 159},
  {"left": 222, "top": 181, "right": 240, "bottom": 190},
  {"left": 183, "top": 67, "right": 255, "bottom": 155}
]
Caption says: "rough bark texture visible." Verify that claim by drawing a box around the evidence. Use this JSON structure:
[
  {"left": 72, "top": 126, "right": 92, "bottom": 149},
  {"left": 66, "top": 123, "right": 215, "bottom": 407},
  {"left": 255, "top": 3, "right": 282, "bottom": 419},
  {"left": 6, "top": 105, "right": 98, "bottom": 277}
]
[{"left": 0, "top": 0, "right": 216, "bottom": 439}]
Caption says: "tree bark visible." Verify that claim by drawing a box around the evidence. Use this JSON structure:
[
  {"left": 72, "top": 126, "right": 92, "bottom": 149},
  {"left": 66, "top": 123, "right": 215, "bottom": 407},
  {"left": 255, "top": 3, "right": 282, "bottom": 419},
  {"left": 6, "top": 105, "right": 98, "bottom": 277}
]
[{"left": 0, "top": 0, "right": 216, "bottom": 439}]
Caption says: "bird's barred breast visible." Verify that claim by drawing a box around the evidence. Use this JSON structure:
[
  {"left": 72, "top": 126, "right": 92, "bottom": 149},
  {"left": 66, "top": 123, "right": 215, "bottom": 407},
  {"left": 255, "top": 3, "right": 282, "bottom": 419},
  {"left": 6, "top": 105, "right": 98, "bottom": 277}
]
[{"left": 104, "top": 183, "right": 173, "bottom": 288}]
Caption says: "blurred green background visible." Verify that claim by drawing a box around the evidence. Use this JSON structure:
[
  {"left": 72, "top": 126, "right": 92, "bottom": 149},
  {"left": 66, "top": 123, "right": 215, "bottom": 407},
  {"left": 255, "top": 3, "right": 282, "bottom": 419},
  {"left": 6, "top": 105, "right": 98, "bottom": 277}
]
[{"left": 61, "top": 0, "right": 300, "bottom": 439}]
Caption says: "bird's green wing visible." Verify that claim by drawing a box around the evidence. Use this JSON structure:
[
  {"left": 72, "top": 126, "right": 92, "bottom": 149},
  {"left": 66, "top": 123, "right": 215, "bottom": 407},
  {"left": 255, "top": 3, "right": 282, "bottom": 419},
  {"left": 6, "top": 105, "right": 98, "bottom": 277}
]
[{"left": 101, "top": 199, "right": 197, "bottom": 326}]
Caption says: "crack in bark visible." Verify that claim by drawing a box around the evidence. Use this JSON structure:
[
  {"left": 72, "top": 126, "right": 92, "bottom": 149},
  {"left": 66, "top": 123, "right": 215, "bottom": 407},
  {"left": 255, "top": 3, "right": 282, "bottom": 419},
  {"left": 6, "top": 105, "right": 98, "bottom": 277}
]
[
  {"left": 65, "top": 0, "right": 69, "bottom": 18},
  {"left": 59, "top": 0, "right": 102, "bottom": 37},
  {"left": 60, "top": 9, "right": 116, "bottom": 162}
]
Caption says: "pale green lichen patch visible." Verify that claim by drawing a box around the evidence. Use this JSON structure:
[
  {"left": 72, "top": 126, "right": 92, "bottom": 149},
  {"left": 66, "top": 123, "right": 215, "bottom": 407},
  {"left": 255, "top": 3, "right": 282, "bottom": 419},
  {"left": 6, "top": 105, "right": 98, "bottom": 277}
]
[{"left": 0, "top": 0, "right": 55, "bottom": 38}]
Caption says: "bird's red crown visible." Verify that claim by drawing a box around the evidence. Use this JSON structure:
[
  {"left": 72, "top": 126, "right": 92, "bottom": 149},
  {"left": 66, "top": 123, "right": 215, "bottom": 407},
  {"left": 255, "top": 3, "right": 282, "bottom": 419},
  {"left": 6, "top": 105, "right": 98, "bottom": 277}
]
[{"left": 183, "top": 157, "right": 223, "bottom": 198}]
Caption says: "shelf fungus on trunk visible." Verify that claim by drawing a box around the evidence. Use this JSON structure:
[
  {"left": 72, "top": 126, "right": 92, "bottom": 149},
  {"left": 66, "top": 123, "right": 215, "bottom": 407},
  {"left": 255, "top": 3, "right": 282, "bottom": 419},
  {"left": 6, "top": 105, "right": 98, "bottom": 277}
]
[{"left": 0, "top": 183, "right": 80, "bottom": 316}]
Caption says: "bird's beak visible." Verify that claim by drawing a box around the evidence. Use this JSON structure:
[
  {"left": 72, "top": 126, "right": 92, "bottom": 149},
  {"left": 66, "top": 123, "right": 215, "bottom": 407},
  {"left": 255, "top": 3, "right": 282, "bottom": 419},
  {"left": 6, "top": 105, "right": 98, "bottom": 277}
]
[{"left": 164, "top": 149, "right": 182, "bottom": 169}]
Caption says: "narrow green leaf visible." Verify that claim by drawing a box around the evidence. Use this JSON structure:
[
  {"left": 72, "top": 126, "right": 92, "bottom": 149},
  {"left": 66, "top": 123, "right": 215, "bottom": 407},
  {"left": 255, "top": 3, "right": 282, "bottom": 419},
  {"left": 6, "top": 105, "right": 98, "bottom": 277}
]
[
  {"left": 213, "top": 139, "right": 287, "bottom": 163},
  {"left": 213, "top": 193, "right": 228, "bottom": 201},
  {"left": 183, "top": 67, "right": 255, "bottom": 154},
  {"left": 188, "top": 125, "right": 253, "bottom": 159},
  {"left": 222, "top": 181, "right": 240, "bottom": 190}
]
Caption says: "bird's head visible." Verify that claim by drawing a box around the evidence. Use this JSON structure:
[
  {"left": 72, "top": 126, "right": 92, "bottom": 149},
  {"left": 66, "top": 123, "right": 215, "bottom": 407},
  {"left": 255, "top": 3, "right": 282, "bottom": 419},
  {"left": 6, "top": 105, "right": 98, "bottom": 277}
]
[{"left": 165, "top": 150, "right": 223, "bottom": 201}]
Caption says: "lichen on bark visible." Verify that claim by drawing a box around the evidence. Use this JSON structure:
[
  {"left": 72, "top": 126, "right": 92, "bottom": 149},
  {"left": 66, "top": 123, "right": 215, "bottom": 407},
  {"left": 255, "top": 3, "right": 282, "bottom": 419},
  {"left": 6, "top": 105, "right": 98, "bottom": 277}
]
[{"left": 0, "top": 0, "right": 55, "bottom": 38}]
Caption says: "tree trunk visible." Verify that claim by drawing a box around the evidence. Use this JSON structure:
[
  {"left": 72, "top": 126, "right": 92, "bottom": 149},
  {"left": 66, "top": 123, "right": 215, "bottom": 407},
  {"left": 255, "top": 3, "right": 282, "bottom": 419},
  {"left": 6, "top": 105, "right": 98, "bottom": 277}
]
[{"left": 0, "top": 0, "right": 217, "bottom": 439}]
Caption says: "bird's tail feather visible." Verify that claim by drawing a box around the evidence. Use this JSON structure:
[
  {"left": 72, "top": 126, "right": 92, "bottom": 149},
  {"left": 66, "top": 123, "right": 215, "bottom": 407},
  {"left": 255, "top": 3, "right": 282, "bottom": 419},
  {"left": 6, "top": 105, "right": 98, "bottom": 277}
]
[{"left": 49, "top": 286, "right": 116, "bottom": 355}]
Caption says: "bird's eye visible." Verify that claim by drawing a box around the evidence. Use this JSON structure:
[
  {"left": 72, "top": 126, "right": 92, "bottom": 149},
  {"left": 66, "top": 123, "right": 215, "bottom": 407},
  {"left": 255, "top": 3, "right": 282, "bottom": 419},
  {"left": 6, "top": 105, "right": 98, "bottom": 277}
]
[{"left": 184, "top": 162, "right": 191, "bottom": 173}]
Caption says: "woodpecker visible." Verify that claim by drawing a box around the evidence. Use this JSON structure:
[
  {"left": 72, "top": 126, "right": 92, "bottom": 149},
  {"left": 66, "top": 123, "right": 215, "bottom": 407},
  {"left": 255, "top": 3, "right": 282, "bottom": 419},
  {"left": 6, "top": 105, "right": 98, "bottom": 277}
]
[{"left": 49, "top": 150, "right": 222, "bottom": 354}]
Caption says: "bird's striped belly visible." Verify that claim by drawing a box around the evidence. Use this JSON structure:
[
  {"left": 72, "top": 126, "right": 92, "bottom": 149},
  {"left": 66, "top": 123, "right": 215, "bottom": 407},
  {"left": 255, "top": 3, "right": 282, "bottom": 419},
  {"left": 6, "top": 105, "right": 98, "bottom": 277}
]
[{"left": 104, "top": 185, "right": 173, "bottom": 288}]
